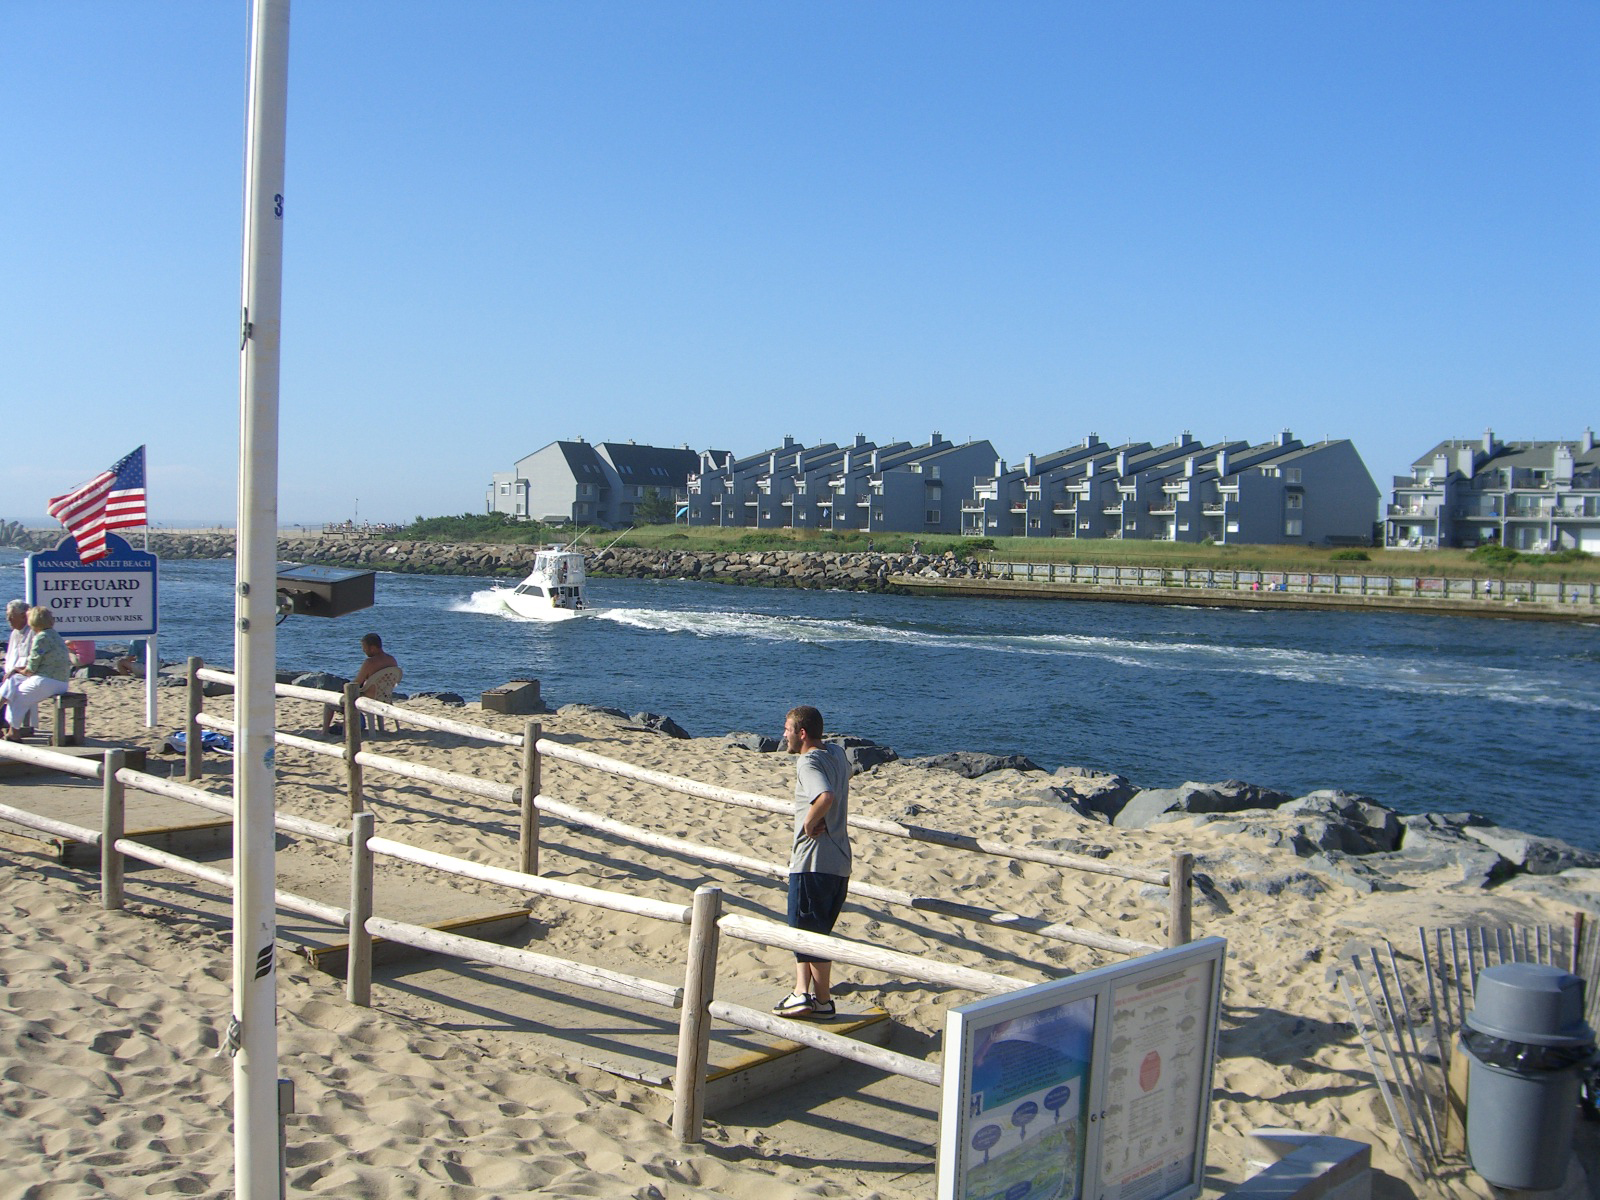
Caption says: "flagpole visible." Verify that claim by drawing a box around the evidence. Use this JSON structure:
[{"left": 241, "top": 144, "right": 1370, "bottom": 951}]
[{"left": 235, "top": 2, "right": 290, "bottom": 1197}]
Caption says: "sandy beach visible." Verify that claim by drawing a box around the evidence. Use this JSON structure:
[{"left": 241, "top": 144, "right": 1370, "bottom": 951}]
[{"left": 1, "top": 675, "right": 1595, "bottom": 1199}]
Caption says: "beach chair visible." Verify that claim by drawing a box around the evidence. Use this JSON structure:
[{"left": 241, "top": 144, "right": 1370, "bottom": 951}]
[{"left": 361, "top": 666, "right": 403, "bottom": 733}]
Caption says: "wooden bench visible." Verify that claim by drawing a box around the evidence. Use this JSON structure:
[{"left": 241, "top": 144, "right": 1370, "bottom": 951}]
[{"left": 48, "top": 692, "right": 87, "bottom": 747}]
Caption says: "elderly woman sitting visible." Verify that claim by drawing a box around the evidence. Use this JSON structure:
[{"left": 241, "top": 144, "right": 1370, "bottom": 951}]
[{"left": 1, "top": 607, "right": 72, "bottom": 742}]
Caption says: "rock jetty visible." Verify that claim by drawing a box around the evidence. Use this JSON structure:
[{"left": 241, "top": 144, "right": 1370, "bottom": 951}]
[{"left": 3, "top": 530, "right": 992, "bottom": 593}]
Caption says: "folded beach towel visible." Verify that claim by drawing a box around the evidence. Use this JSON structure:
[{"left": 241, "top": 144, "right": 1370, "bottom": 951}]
[{"left": 163, "top": 730, "right": 233, "bottom": 754}]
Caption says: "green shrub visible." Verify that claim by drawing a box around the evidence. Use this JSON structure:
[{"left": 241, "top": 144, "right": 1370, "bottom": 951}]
[
  {"left": 1469, "top": 544, "right": 1523, "bottom": 567},
  {"left": 1547, "top": 548, "right": 1591, "bottom": 564},
  {"left": 1330, "top": 549, "right": 1370, "bottom": 561}
]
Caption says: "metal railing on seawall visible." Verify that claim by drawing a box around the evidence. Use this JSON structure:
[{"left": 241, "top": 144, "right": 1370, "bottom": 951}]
[{"left": 904, "top": 561, "right": 1599, "bottom": 614}]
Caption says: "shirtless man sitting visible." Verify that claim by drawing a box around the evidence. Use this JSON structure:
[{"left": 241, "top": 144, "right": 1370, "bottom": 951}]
[{"left": 323, "top": 633, "right": 400, "bottom": 736}]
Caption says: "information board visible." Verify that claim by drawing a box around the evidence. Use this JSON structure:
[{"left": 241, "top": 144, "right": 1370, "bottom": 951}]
[
  {"left": 25, "top": 533, "right": 159, "bottom": 638},
  {"left": 938, "top": 938, "right": 1225, "bottom": 1200}
]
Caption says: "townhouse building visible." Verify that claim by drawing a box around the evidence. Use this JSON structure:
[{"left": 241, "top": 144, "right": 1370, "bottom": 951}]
[
  {"left": 487, "top": 440, "right": 713, "bottom": 527},
  {"left": 1386, "top": 429, "right": 1600, "bottom": 551},
  {"left": 961, "top": 431, "right": 1378, "bottom": 545}
]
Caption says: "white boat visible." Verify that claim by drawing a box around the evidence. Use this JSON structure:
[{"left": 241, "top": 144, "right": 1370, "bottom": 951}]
[{"left": 500, "top": 547, "right": 592, "bottom": 620}]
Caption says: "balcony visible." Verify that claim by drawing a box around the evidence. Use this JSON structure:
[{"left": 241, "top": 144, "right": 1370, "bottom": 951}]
[
  {"left": 1147, "top": 501, "right": 1176, "bottom": 514},
  {"left": 1387, "top": 504, "right": 1440, "bottom": 517}
]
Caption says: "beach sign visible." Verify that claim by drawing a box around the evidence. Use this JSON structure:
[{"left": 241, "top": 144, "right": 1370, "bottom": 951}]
[
  {"left": 937, "top": 937, "right": 1226, "bottom": 1200},
  {"left": 25, "top": 533, "right": 159, "bottom": 638}
]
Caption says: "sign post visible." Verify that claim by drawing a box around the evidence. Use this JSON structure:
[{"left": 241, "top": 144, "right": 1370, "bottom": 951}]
[{"left": 25, "top": 533, "right": 159, "bottom": 726}]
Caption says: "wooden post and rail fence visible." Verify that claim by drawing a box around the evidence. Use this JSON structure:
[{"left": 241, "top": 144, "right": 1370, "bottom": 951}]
[{"left": 0, "top": 661, "right": 1199, "bottom": 1142}]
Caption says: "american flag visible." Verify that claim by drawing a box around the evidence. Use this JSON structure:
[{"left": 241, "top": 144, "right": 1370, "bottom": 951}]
[{"left": 46, "top": 446, "right": 149, "bottom": 562}]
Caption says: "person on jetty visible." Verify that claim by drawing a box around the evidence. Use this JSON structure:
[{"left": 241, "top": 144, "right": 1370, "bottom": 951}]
[
  {"left": 1, "top": 607, "right": 71, "bottom": 742},
  {"left": 773, "top": 704, "right": 852, "bottom": 1021},
  {"left": 323, "top": 633, "right": 401, "bottom": 737}
]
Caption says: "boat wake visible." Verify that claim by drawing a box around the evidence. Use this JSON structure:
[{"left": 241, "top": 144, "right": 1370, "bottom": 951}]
[{"left": 593, "top": 604, "right": 1600, "bottom": 713}]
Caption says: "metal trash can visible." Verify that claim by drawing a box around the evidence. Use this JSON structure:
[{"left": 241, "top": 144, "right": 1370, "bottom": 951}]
[{"left": 1461, "top": 963, "right": 1595, "bottom": 1190}]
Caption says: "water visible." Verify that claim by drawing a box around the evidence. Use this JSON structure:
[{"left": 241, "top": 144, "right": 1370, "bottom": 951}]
[{"left": 5, "top": 550, "right": 1598, "bottom": 848}]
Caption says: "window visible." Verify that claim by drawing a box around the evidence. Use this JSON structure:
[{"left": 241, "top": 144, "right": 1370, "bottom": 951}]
[
  {"left": 499, "top": 484, "right": 509, "bottom": 494},
  {"left": 1285, "top": 468, "right": 1301, "bottom": 484},
  {"left": 574, "top": 503, "right": 590, "bottom": 516},
  {"left": 1286, "top": 493, "right": 1303, "bottom": 509},
  {"left": 873, "top": 509, "right": 884, "bottom": 522},
  {"left": 929, "top": 466, "right": 941, "bottom": 480},
  {"left": 1285, "top": 519, "right": 1303, "bottom": 536},
  {"left": 1029, "top": 517, "right": 1041, "bottom": 529},
  {"left": 926, "top": 510, "right": 941, "bottom": 523}
]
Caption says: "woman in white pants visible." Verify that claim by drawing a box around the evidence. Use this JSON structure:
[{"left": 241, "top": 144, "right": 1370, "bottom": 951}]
[{"left": 1, "top": 607, "right": 71, "bottom": 741}]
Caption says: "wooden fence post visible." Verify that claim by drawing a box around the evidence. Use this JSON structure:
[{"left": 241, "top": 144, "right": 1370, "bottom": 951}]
[
  {"left": 101, "top": 749, "right": 126, "bottom": 910},
  {"left": 343, "top": 682, "right": 364, "bottom": 814},
  {"left": 673, "top": 883, "right": 723, "bottom": 1144},
  {"left": 185, "top": 656, "right": 203, "bottom": 780},
  {"left": 1168, "top": 851, "right": 1193, "bottom": 947},
  {"left": 348, "top": 811, "right": 375, "bottom": 1007},
  {"left": 520, "top": 721, "right": 541, "bottom": 875}
]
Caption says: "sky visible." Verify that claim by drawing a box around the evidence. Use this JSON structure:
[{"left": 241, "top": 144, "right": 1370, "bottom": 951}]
[{"left": 3, "top": 1, "right": 1596, "bottom": 527}]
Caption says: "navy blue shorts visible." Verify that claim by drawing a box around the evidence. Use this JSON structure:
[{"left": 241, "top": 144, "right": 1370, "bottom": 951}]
[{"left": 788, "top": 872, "right": 849, "bottom": 963}]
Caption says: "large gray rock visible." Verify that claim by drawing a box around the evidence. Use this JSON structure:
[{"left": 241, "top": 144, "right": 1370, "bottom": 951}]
[
  {"left": 824, "top": 734, "right": 898, "bottom": 775},
  {"left": 292, "top": 671, "right": 346, "bottom": 693},
  {"left": 557, "top": 703, "right": 630, "bottom": 721},
  {"left": 1113, "top": 779, "right": 1292, "bottom": 829},
  {"left": 628, "top": 711, "right": 691, "bottom": 739},
  {"left": 903, "top": 751, "right": 1042, "bottom": 778},
  {"left": 1049, "top": 767, "right": 1138, "bottom": 819},
  {"left": 1459, "top": 826, "right": 1600, "bottom": 875},
  {"left": 1381, "top": 813, "right": 1514, "bottom": 889},
  {"left": 724, "top": 732, "right": 781, "bottom": 753},
  {"left": 1279, "top": 789, "right": 1403, "bottom": 854}
]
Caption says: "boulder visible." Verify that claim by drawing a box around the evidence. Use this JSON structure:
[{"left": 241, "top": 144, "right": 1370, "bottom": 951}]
[
  {"left": 292, "top": 671, "right": 346, "bottom": 693},
  {"left": 903, "top": 751, "right": 1043, "bottom": 778},
  {"left": 823, "top": 734, "right": 898, "bottom": 774},
  {"left": 724, "top": 732, "right": 780, "bottom": 753},
  {"left": 1381, "top": 813, "right": 1515, "bottom": 889},
  {"left": 1114, "top": 779, "right": 1292, "bottom": 829},
  {"left": 1050, "top": 767, "right": 1138, "bottom": 819},
  {"left": 1278, "top": 789, "right": 1403, "bottom": 854},
  {"left": 1459, "top": 826, "right": 1600, "bottom": 875},
  {"left": 628, "top": 711, "right": 691, "bottom": 739},
  {"left": 556, "top": 703, "right": 630, "bottom": 721},
  {"left": 409, "top": 691, "right": 465, "bottom": 707}
]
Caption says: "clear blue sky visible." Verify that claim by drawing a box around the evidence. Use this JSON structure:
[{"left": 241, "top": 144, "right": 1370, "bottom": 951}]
[{"left": 3, "top": 1, "right": 1596, "bottom": 526}]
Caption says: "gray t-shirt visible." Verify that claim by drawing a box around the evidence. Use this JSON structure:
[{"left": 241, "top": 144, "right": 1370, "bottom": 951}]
[{"left": 791, "top": 742, "right": 852, "bottom": 876}]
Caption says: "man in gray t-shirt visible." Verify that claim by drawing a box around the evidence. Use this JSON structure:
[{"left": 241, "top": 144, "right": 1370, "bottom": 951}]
[{"left": 774, "top": 705, "right": 852, "bottom": 1020}]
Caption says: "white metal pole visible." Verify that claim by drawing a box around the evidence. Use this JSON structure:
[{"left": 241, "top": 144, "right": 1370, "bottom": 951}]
[
  {"left": 235, "top": 2, "right": 290, "bottom": 1198},
  {"left": 143, "top": 634, "right": 157, "bottom": 726}
]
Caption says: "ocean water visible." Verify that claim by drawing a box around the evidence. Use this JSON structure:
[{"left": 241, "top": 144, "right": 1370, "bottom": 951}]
[{"left": 4, "top": 550, "right": 1598, "bottom": 849}]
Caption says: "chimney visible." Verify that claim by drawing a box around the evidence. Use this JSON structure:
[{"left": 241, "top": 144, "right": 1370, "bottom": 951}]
[
  {"left": 1116, "top": 451, "right": 1129, "bottom": 475},
  {"left": 843, "top": 451, "right": 852, "bottom": 473},
  {"left": 1555, "top": 444, "right": 1575, "bottom": 483},
  {"left": 1216, "top": 449, "right": 1230, "bottom": 477},
  {"left": 1180, "top": 431, "right": 1195, "bottom": 447},
  {"left": 995, "top": 457, "right": 1005, "bottom": 476},
  {"left": 768, "top": 452, "right": 778, "bottom": 475},
  {"left": 1483, "top": 427, "right": 1496, "bottom": 456},
  {"left": 1585, "top": 427, "right": 1595, "bottom": 453},
  {"left": 931, "top": 430, "right": 944, "bottom": 446},
  {"left": 1084, "top": 433, "right": 1099, "bottom": 448},
  {"left": 1279, "top": 428, "right": 1293, "bottom": 447},
  {"left": 782, "top": 434, "right": 797, "bottom": 451},
  {"left": 854, "top": 433, "right": 868, "bottom": 449},
  {"left": 871, "top": 450, "right": 880, "bottom": 471},
  {"left": 1025, "top": 454, "right": 1036, "bottom": 476},
  {"left": 1186, "top": 457, "right": 1196, "bottom": 477}
]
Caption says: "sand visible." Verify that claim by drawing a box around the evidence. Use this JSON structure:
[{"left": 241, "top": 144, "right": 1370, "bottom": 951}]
[{"left": 1, "top": 675, "right": 1594, "bottom": 1199}]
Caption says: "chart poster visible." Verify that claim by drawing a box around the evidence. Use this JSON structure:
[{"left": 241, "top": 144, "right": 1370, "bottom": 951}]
[
  {"left": 26, "top": 534, "right": 159, "bottom": 638},
  {"left": 940, "top": 980, "right": 1096, "bottom": 1200},
  {"left": 1097, "top": 955, "right": 1221, "bottom": 1200},
  {"left": 939, "top": 938, "right": 1225, "bottom": 1200}
]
